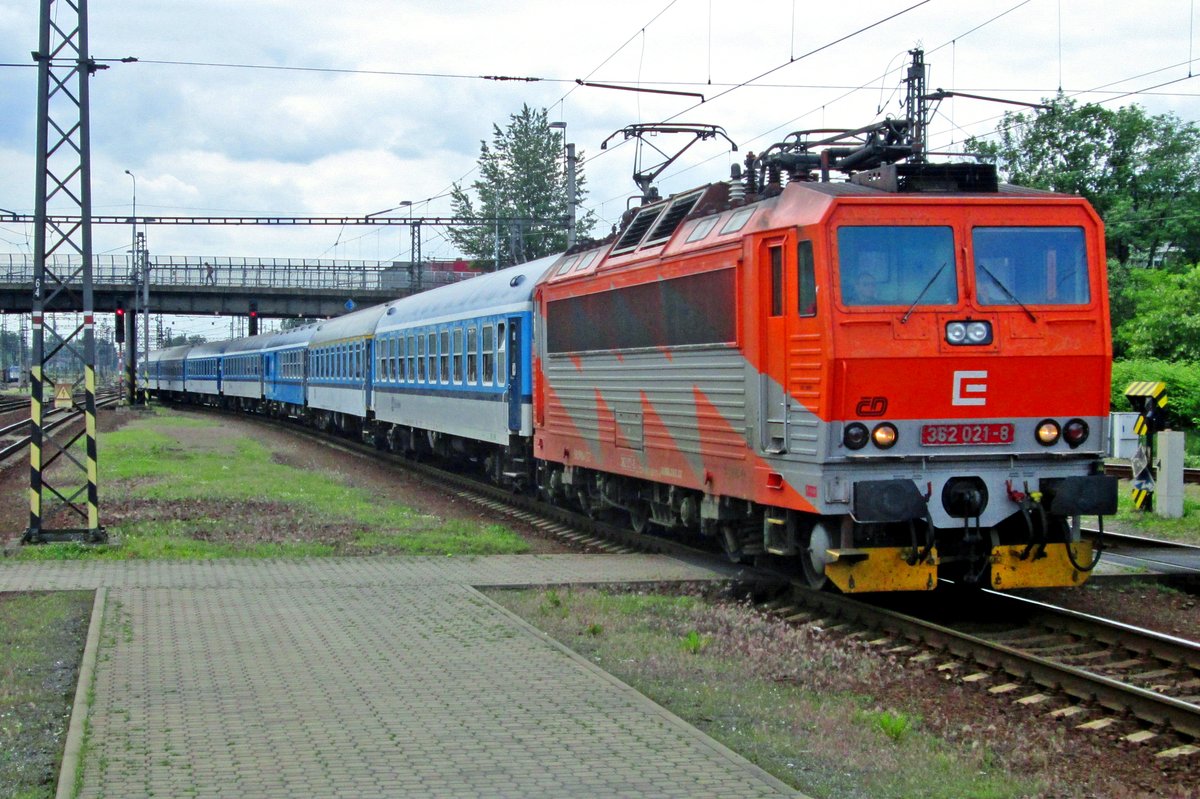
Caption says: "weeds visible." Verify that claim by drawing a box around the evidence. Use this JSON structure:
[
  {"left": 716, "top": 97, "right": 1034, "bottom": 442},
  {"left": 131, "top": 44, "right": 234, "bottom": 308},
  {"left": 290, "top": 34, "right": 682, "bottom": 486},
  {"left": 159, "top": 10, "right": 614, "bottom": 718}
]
[
  {"left": 861, "top": 708, "right": 918, "bottom": 742},
  {"left": 679, "top": 629, "right": 712, "bottom": 654}
]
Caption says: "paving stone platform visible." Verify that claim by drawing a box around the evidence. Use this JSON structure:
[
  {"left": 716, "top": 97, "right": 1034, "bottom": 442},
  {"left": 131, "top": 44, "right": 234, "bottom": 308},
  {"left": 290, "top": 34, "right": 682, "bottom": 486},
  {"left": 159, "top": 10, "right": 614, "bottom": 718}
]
[{"left": 4, "top": 555, "right": 801, "bottom": 798}]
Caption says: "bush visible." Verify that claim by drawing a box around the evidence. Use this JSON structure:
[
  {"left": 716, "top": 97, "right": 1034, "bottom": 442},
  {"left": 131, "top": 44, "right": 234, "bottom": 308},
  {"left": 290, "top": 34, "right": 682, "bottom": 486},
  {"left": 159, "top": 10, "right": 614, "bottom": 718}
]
[{"left": 1111, "top": 359, "right": 1200, "bottom": 430}]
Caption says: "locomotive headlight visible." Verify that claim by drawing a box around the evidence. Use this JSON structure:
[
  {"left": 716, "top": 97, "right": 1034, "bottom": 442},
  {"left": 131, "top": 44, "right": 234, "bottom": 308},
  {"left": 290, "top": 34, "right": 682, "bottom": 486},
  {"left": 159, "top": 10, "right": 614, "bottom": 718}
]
[
  {"left": 946, "top": 320, "right": 993, "bottom": 345},
  {"left": 843, "top": 423, "right": 869, "bottom": 450},
  {"left": 966, "top": 321, "right": 992, "bottom": 344},
  {"left": 1063, "top": 418, "right": 1090, "bottom": 448},
  {"left": 1036, "top": 419, "right": 1061, "bottom": 446},
  {"left": 871, "top": 423, "right": 898, "bottom": 449}
]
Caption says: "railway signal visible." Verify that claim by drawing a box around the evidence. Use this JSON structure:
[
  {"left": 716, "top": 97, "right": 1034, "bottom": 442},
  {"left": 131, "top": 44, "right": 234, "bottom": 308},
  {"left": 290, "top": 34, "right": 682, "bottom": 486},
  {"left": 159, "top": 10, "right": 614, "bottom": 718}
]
[{"left": 1124, "top": 381, "right": 1168, "bottom": 510}]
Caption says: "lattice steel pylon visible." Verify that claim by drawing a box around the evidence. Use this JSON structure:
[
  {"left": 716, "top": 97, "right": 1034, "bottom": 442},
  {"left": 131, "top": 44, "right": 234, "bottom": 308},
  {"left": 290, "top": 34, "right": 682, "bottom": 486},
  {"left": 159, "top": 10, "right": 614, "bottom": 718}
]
[{"left": 24, "top": 0, "right": 105, "bottom": 544}]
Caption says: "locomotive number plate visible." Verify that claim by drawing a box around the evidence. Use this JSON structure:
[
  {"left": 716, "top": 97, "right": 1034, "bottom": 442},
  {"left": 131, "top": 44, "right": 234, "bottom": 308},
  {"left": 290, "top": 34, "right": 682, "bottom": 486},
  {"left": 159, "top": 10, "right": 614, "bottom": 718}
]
[{"left": 920, "top": 423, "right": 1014, "bottom": 446}]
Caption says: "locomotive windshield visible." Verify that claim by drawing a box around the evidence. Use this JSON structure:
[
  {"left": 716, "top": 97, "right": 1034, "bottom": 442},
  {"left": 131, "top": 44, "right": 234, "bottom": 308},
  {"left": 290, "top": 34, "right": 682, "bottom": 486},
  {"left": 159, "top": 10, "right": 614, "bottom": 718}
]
[
  {"left": 837, "top": 226, "right": 956, "bottom": 307},
  {"left": 972, "top": 227, "right": 1089, "bottom": 306}
]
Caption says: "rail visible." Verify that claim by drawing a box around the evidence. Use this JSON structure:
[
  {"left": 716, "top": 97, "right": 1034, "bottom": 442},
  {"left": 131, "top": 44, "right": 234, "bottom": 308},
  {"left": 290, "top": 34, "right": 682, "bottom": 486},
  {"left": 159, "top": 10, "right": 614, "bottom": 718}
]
[
  {"left": 780, "top": 585, "right": 1200, "bottom": 740},
  {"left": 1105, "top": 461, "right": 1200, "bottom": 486}
]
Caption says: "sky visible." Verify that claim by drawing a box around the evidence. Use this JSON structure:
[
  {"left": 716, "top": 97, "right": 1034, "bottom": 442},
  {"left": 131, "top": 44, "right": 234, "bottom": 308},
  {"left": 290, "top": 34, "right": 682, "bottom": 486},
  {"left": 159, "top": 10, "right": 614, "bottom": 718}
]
[{"left": 1, "top": 0, "right": 1198, "bottom": 337}]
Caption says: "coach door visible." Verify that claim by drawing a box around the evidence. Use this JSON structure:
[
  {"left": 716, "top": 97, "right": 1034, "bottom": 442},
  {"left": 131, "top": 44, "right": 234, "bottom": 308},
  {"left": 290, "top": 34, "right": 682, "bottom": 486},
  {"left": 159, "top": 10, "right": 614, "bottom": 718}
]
[
  {"left": 505, "top": 318, "right": 522, "bottom": 432},
  {"left": 760, "top": 235, "right": 791, "bottom": 453}
]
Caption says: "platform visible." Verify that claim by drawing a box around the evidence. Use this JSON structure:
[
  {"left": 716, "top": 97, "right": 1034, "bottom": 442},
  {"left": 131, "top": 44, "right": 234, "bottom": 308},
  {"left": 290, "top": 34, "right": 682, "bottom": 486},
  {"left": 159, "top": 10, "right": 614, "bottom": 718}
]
[{"left": 0, "top": 555, "right": 802, "bottom": 798}]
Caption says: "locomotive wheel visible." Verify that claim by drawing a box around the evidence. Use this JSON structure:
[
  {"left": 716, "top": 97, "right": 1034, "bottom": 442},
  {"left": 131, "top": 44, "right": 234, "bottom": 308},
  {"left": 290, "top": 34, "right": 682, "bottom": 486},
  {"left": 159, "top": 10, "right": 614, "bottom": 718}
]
[
  {"left": 800, "top": 522, "right": 832, "bottom": 590},
  {"left": 719, "top": 523, "right": 747, "bottom": 564},
  {"left": 628, "top": 502, "right": 651, "bottom": 534}
]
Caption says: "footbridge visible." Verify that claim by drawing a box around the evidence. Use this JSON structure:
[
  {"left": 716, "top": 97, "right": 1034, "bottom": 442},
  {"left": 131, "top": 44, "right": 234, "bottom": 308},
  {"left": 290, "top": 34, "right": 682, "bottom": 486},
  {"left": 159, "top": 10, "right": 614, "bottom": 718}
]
[{"left": 0, "top": 254, "right": 479, "bottom": 317}]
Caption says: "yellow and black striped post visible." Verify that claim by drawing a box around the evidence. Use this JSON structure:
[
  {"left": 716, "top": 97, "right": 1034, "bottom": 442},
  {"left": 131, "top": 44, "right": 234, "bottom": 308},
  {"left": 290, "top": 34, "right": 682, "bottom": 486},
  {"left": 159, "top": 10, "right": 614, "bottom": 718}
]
[
  {"left": 85, "top": 353, "right": 100, "bottom": 531},
  {"left": 27, "top": 352, "right": 43, "bottom": 535}
]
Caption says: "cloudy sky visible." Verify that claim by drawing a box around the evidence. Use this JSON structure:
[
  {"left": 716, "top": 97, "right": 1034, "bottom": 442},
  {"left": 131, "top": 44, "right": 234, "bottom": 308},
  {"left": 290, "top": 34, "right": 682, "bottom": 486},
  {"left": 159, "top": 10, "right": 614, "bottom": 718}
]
[{"left": 1, "top": 0, "right": 1198, "bottom": 272}]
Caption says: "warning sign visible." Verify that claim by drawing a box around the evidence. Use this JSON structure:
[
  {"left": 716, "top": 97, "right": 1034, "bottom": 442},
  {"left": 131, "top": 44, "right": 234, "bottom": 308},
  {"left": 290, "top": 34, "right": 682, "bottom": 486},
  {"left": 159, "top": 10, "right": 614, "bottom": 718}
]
[{"left": 54, "top": 382, "right": 73, "bottom": 410}]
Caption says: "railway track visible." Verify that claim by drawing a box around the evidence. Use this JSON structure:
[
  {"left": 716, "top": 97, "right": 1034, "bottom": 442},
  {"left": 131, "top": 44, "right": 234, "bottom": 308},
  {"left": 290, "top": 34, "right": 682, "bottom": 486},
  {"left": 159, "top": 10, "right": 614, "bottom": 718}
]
[
  {"left": 1082, "top": 526, "right": 1200, "bottom": 582},
  {"left": 770, "top": 584, "right": 1200, "bottom": 746},
  {"left": 1105, "top": 461, "right": 1200, "bottom": 485},
  {"left": 0, "top": 390, "right": 121, "bottom": 463},
  {"left": 170, "top": 403, "right": 1200, "bottom": 748}
]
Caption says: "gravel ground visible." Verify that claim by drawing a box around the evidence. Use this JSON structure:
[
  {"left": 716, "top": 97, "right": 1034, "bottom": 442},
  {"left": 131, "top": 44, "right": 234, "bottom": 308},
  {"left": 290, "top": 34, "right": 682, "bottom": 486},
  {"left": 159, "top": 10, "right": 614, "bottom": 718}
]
[{"left": 0, "top": 404, "right": 1197, "bottom": 797}]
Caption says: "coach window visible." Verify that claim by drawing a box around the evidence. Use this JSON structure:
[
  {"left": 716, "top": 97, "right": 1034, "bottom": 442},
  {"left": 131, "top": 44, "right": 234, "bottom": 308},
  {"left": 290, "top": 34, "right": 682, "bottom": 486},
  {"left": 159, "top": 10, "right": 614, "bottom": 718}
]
[
  {"left": 496, "top": 322, "right": 507, "bottom": 384},
  {"left": 769, "top": 244, "right": 784, "bottom": 317},
  {"left": 481, "top": 324, "right": 494, "bottom": 386},
  {"left": 426, "top": 332, "right": 437, "bottom": 382},
  {"left": 396, "top": 337, "right": 405, "bottom": 382},
  {"left": 797, "top": 240, "right": 816, "bottom": 316},
  {"left": 440, "top": 331, "right": 450, "bottom": 384},
  {"left": 409, "top": 334, "right": 418, "bottom": 382},
  {"left": 467, "top": 326, "right": 478, "bottom": 384},
  {"left": 416, "top": 335, "right": 426, "bottom": 382},
  {"left": 452, "top": 328, "right": 463, "bottom": 384}
]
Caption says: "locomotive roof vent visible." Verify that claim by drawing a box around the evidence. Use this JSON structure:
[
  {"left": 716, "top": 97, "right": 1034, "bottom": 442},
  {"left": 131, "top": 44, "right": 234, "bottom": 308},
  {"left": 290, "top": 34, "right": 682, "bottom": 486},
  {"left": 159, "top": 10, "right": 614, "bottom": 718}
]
[
  {"left": 611, "top": 204, "right": 664, "bottom": 254},
  {"left": 849, "top": 162, "right": 998, "bottom": 194},
  {"left": 643, "top": 190, "right": 703, "bottom": 247}
]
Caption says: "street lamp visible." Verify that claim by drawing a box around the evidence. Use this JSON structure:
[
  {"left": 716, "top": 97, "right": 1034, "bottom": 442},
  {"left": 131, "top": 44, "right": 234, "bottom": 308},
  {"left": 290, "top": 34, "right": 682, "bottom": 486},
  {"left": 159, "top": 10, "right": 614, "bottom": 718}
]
[{"left": 548, "top": 122, "right": 577, "bottom": 248}]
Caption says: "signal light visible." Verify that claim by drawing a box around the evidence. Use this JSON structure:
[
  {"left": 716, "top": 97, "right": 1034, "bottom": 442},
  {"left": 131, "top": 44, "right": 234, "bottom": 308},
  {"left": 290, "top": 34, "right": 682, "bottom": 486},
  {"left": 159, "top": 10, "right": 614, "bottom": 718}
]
[
  {"left": 249, "top": 302, "right": 258, "bottom": 318},
  {"left": 872, "top": 423, "right": 898, "bottom": 449},
  {"left": 1063, "top": 418, "right": 1089, "bottom": 448},
  {"left": 1035, "top": 419, "right": 1061, "bottom": 446},
  {"left": 843, "top": 422, "right": 869, "bottom": 450},
  {"left": 115, "top": 303, "right": 125, "bottom": 343}
]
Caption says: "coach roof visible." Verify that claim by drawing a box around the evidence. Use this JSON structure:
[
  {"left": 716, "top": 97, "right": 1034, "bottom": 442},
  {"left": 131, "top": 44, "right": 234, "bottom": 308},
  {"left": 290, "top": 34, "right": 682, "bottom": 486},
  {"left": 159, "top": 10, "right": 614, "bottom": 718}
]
[{"left": 376, "top": 253, "right": 558, "bottom": 334}]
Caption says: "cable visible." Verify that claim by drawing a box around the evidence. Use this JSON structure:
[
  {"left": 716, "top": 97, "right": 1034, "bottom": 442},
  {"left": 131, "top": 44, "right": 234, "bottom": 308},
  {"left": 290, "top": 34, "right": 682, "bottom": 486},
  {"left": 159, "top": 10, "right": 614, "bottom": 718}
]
[
  {"left": 662, "top": 0, "right": 931, "bottom": 124},
  {"left": 553, "top": 0, "right": 682, "bottom": 110},
  {"left": 135, "top": 59, "right": 566, "bottom": 84}
]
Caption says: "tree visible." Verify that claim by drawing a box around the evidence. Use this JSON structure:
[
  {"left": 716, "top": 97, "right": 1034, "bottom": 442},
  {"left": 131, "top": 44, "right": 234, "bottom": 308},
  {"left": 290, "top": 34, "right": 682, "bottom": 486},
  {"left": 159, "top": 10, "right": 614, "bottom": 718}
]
[
  {"left": 449, "top": 105, "right": 594, "bottom": 269},
  {"left": 967, "top": 96, "right": 1200, "bottom": 267},
  {"left": 1111, "top": 261, "right": 1200, "bottom": 362}
]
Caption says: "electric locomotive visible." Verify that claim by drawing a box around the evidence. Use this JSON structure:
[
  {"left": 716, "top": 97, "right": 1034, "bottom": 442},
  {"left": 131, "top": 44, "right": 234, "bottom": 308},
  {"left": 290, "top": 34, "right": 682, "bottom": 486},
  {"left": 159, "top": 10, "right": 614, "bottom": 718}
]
[{"left": 534, "top": 69, "right": 1118, "bottom": 593}]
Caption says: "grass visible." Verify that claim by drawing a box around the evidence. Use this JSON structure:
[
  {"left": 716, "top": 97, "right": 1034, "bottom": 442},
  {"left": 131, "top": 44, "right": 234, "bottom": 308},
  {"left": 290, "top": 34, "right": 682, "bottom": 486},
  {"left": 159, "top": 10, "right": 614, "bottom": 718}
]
[
  {"left": 12, "top": 406, "right": 529, "bottom": 560},
  {"left": 0, "top": 591, "right": 93, "bottom": 799},
  {"left": 1114, "top": 480, "right": 1200, "bottom": 544},
  {"left": 490, "top": 586, "right": 1043, "bottom": 799}
]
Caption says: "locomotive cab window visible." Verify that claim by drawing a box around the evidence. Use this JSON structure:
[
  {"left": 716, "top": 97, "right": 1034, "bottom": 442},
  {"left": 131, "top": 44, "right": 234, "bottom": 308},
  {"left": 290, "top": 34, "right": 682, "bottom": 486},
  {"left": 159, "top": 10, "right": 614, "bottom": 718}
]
[
  {"left": 972, "top": 226, "right": 1089, "bottom": 306},
  {"left": 769, "top": 245, "right": 784, "bottom": 317},
  {"left": 838, "top": 226, "right": 956, "bottom": 307},
  {"left": 797, "top": 240, "right": 816, "bottom": 316}
]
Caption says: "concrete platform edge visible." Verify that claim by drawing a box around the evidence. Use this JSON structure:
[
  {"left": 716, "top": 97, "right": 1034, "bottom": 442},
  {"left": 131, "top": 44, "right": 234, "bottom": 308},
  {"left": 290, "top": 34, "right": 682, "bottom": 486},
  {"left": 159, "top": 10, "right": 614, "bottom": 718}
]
[
  {"left": 469, "top": 585, "right": 810, "bottom": 798},
  {"left": 56, "top": 586, "right": 106, "bottom": 799}
]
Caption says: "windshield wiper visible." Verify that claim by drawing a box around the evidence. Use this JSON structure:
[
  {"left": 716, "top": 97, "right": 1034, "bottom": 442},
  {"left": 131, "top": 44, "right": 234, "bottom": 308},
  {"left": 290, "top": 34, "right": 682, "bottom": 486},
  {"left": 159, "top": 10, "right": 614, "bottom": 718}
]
[
  {"left": 976, "top": 262, "right": 1037, "bottom": 322},
  {"left": 900, "top": 262, "right": 948, "bottom": 324}
]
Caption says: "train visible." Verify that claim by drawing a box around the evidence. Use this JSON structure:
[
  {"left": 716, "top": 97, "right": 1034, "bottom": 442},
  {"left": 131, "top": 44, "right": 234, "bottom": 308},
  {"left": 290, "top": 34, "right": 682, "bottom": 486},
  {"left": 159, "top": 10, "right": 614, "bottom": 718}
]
[{"left": 147, "top": 116, "right": 1118, "bottom": 594}]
